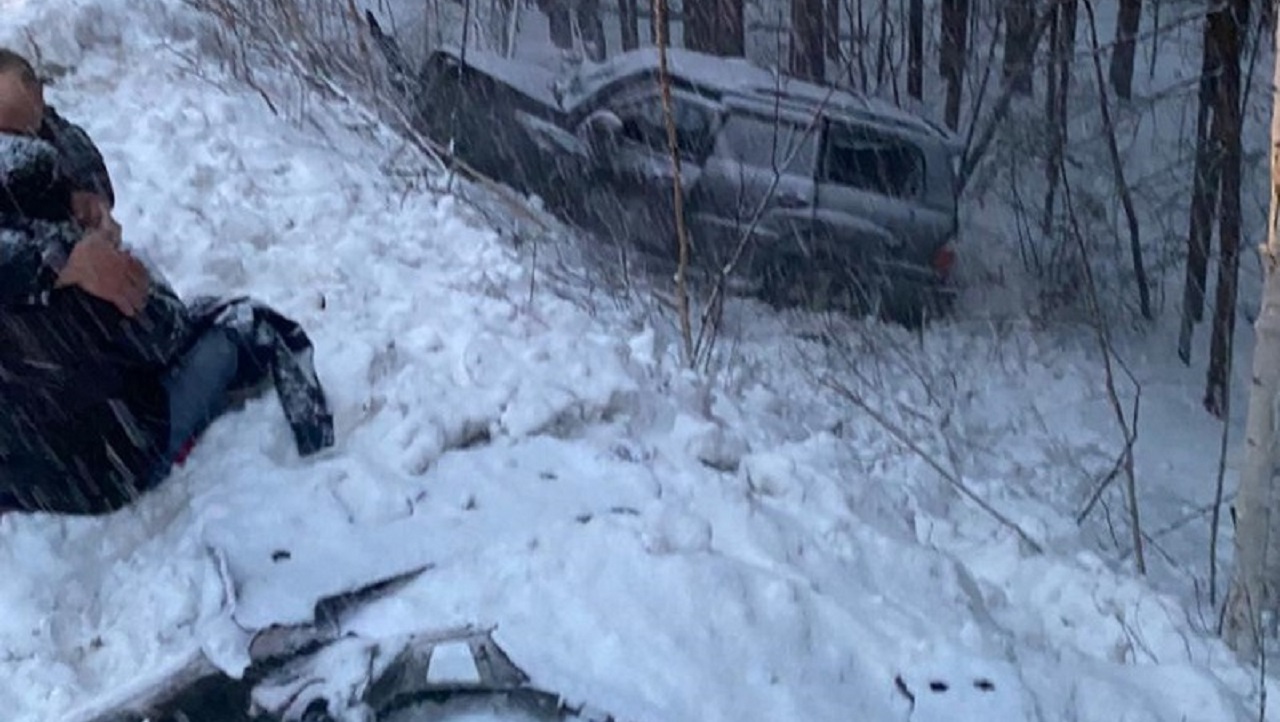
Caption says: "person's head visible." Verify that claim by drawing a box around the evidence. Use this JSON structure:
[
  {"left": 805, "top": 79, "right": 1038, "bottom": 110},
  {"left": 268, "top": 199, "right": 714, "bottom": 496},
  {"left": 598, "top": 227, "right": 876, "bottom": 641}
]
[{"left": 0, "top": 49, "right": 43, "bottom": 136}]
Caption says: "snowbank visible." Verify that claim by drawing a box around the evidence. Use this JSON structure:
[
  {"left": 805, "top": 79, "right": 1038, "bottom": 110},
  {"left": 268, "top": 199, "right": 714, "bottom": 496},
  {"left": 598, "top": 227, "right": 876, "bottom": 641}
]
[{"left": 0, "top": 1, "right": 1272, "bottom": 721}]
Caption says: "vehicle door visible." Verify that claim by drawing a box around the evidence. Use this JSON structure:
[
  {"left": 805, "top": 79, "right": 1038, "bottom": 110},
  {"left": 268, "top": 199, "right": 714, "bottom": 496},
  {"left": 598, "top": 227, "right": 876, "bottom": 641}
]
[
  {"left": 580, "top": 86, "right": 721, "bottom": 260},
  {"left": 690, "top": 104, "right": 823, "bottom": 275},
  {"left": 813, "top": 121, "right": 936, "bottom": 280}
]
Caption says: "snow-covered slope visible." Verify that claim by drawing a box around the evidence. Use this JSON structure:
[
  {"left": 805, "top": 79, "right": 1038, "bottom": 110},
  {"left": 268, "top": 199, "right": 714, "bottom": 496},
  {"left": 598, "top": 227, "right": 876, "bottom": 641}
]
[{"left": 0, "top": 1, "right": 1273, "bottom": 721}]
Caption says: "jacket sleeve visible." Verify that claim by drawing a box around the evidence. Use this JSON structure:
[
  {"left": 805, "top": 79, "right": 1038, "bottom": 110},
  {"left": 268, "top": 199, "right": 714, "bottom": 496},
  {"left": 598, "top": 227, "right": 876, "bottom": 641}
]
[
  {"left": 38, "top": 107, "right": 116, "bottom": 207},
  {"left": 0, "top": 221, "right": 73, "bottom": 307}
]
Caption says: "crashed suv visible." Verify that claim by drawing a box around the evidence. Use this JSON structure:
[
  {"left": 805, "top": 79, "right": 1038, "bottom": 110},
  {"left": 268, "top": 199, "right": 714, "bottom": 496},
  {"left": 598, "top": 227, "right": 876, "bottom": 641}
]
[{"left": 370, "top": 17, "right": 961, "bottom": 321}]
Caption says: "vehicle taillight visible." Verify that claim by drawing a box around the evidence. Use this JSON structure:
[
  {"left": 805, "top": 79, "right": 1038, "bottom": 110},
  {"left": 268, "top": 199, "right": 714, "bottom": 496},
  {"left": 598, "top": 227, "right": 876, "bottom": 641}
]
[{"left": 932, "top": 244, "right": 956, "bottom": 278}]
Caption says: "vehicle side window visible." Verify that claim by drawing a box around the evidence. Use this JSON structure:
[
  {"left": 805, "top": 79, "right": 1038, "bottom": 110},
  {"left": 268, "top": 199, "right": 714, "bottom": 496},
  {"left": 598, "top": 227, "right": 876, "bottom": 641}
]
[
  {"left": 821, "top": 124, "right": 925, "bottom": 199},
  {"left": 610, "top": 93, "right": 716, "bottom": 162},
  {"left": 718, "top": 112, "right": 819, "bottom": 177}
]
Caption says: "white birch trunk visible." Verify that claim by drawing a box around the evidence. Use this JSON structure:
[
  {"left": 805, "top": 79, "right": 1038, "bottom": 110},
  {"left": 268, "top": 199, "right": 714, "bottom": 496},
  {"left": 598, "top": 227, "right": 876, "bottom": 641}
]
[{"left": 1225, "top": 16, "right": 1280, "bottom": 657}]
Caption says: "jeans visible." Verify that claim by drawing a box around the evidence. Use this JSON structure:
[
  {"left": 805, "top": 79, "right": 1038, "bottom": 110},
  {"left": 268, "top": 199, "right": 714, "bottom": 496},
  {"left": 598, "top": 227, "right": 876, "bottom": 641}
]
[{"left": 161, "top": 326, "right": 240, "bottom": 463}]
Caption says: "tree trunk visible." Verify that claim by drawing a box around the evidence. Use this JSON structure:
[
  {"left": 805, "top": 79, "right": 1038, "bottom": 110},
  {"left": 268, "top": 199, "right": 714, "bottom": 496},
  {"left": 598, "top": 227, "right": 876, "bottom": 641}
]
[
  {"left": 577, "top": 0, "right": 606, "bottom": 61},
  {"left": 1083, "top": 0, "right": 1151, "bottom": 319},
  {"left": 650, "top": 0, "right": 670, "bottom": 45},
  {"left": 876, "top": 0, "right": 890, "bottom": 88},
  {"left": 1205, "top": 0, "right": 1249, "bottom": 417},
  {"left": 1109, "top": 0, "right": 1142, "bottom": 99},
  {"left": 1003, "top": 0, "right": 1035, "bottom": 95},
  {"left": 792, "top": 0, "right": 827, "bottom": 82},
  {"left": 543, "top": 0, "right": 573, "bottom": 50},
  {"left": 652, "top": 0, "right": 695, "bottom": 366},
  {"left": 685, "top": 0, "right": 716, "bottom": 51},
  {"left": 827, "top": 0, "right": 841, "bottom": 61},
  {"left": 620, "top": 0, "right": 640, "bottom": 51},
  {"left": 1177, "top": 5, "right": 1224, "bottom": 363},
  {"left": 908, "top": 0, "right": 924, "bottom": 99},
  {"left": 1225, "top": 0, "right": 1280, "bottom": 659},
  {"left": 940, "top": 0, "right": 971, "bottom": 129},
  {"left": 855, "top": 0, "right": 869, "bottom": 88},
  {"left": 717, "top": 0, "right": 746, "bottom": 56},
  {"left": 1042, "top": 0, "right": 1076, "bottom": 231}
]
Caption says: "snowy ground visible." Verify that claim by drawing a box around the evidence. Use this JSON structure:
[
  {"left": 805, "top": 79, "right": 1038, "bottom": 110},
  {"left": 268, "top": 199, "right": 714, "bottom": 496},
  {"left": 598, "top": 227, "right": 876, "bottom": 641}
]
[{"left": 0, "top": 0, "right": 1276, "bottom": 721}]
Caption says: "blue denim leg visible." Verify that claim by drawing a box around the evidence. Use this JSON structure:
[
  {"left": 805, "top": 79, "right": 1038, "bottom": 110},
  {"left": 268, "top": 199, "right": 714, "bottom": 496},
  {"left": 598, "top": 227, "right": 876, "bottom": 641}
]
[{"left": 161, "top": 327, "right": 241, "bottom": 462}]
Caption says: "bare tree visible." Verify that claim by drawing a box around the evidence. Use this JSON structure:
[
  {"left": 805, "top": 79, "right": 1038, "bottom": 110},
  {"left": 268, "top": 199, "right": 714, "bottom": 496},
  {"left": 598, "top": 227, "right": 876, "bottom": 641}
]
[
  {"left": 620, "top": 0, "right": 640, "bottom": 51},
  {"left": 715, "top": 0, "right": 746, "bottom": 56},
  {"left": 909, "top": 0, "right": 924, "bottom": 99},
  {"left": 650, "top": 0, "right": 669, "bottom": 45},
  {"left": 579, "top": 0, "right": 605, "bottom": 60},
  {"left": 653, "top": 0, "right": 694, "bottom": 364},
  {"left": 1002, "top": 0, "right": 1035, "bottom": 95},
  {"left": 792, "top": 0, "right": 827, "bottom": 82},
  {"left": 827, "top": 0, "right": 842, "bottom": 61},
  {"left": 876, "top": 0, "right": 892, "bottom": 89},
  {"left": 1224, "top": 0, "right": 1280, "bottom": 659},
  {"left": 685, "top": 0, "right": 717, "bottom": 52},
  {"left": 851, "top": 0, "right": 869, "bottom": 88},
  {"left": 1204, "top": 0, "right": 1249, "bottom": 417},
  {"left": 1083, "top": 0, "right": 1151, "bottom": 319},
  {"left": 1177, "top": 0, "right": 1225, "bottom": 363},
  {"left": 940, "top": 0, "right": 971, "bottom": 128},
  {"left": 1041, "top": 0, "right": 1075, "bottom": 232},
  {"left": 539, "top": 0, "right": 605, "bottom": 59},
  {"left": 1109, "top": 0, "right": 1142, "bottom": 99}
]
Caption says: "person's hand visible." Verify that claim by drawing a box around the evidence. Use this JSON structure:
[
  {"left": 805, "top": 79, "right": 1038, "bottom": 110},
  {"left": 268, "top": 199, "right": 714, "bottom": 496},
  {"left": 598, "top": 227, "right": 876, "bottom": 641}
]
[
  {"left": 70, "top": 192, "right": 120, "bottom": 246},
  {"left": 70, "top": 191, "right": 104, "bottom": 227},
  {"left": 56, "top": 228, "right": 150, "bottom": 317}
]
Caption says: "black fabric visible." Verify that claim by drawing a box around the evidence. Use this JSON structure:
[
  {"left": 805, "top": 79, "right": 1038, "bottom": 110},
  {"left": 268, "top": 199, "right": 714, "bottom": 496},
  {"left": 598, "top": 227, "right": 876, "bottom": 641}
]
[
  {"left": 38, "top": 105, "right": 115, "bottom": 205},
  {"left": 0, "top": 124, "right": 334, "bottom": 516},
  {"left": 0, "top": 133, "right": 176, "bottom": 513},
  {"left": 187, "top": 297, "right": 336, "bottom": 457}
]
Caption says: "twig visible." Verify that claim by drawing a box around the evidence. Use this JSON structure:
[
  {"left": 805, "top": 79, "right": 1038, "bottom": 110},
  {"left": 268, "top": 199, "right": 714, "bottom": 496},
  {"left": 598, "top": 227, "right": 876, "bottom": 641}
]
[
  {"left": 692, "top": 82, "right": 835, "bottom": 370},
  {"left": 1210, "top": 393, "right": 1232, "bottom": 605},
  {"left": 652, "top": 0, "right": 694, "bottom": 367},
  {"left": 958, "top": 0, "right": 1060, "bottom": 191},
  {"left": 1060, "top": 137, "right": 1147, "bottom": 574},
  {"left": 1082, "top": 0, "right": 1152, "bottom": 320},
  {"left": 1076, "top": 425, "right": 1139, "bottom": 524},
  {"left": 822, "top": 375, "right": 1045, "bottom": 554}
]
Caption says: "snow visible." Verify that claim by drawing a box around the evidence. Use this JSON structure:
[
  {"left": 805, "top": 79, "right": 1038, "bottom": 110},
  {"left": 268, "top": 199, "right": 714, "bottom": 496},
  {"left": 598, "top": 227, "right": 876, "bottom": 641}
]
[{"left": 0, "top": 1, "right": 1275, "bottom": 721}]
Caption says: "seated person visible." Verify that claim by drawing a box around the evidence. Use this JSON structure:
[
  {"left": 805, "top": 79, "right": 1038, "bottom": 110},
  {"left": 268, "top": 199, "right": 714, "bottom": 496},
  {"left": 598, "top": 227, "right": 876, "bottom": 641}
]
[{"left": 0, "top": 50, "right": 334, "bottom": 515}]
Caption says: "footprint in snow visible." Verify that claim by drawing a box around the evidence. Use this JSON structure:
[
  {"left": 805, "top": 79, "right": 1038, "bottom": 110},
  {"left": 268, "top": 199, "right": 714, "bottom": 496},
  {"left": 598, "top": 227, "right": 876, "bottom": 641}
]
[{"left": 894, "top": 655, "right": 1030, "bottom": 722}]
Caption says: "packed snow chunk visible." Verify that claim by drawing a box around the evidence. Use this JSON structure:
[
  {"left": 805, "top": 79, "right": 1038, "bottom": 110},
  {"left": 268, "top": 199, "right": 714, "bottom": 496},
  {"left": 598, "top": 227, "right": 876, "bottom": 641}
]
[
  {"left": 673, "top": 412, "right": 749, "bottom": 472},
  {"left": 493, "top": 330, "right": 638, "bottom": 440},
  {"left": 326, "top": 466, "right": 417, "bottom": 525},
  {"left": 741, "top": 451, "right": 798, "bottom": 498},
  {"left": 642, "top": 507, "right": 714, "bottom": 555}
]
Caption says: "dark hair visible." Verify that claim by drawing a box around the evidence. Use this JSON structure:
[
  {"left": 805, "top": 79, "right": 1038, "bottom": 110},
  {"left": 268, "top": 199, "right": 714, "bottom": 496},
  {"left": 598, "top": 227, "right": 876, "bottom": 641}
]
[{"left": 0, "top": 48, "right": 39, "bottom": 88}]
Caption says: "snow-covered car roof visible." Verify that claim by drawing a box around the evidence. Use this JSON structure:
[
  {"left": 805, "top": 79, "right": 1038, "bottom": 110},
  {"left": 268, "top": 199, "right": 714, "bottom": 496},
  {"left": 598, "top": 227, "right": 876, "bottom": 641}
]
[
  {"left": 431, "top": 46, "right": 959, "bottom": 148},
  {"left": 570, "top": 48, "right": 958, "bottom": 145}
]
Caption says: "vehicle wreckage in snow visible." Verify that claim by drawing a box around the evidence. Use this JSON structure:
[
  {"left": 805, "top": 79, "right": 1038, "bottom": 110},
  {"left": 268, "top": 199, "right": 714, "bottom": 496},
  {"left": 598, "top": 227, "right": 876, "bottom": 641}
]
[
  {"left": 78, "top": 569, "right": 621, "bottom": 722},
  {"left": 365, "top": 13, "right": 963, "bottom": 323}
]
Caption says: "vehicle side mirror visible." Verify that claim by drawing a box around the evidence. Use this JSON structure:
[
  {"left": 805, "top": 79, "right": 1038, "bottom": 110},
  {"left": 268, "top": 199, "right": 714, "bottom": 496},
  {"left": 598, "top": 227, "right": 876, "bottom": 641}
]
[{"left": 579, "top": 109, "right": 623, "bottom": 162}]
